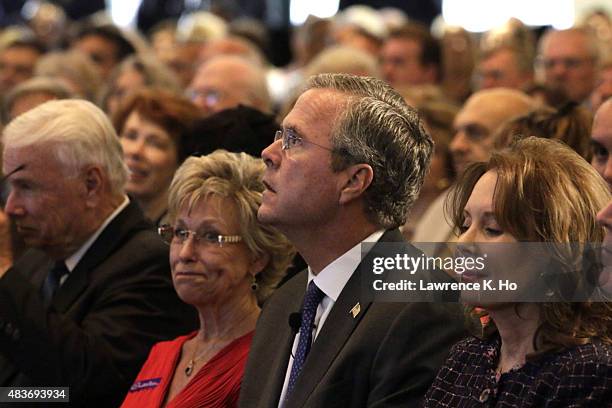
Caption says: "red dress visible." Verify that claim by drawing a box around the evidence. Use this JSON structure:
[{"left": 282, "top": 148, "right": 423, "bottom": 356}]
[{"left": 120, "top": 331, "right": 254, "bottom": 408}]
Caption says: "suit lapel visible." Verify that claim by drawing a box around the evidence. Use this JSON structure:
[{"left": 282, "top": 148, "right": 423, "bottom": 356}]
[
  {"left": 286, "top": 267, "right": 371, "bottom": 407},
  {"left": 53, "top": 201, "right": 149, "bottom": 312},
  {"left": 285, "top": 230, "right": 405, "bottom": 407}
]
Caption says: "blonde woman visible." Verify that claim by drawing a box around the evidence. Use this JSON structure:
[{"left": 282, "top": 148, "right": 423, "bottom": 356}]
[{"left": 121, "top": 151, "right": 294, "bottom": 408}]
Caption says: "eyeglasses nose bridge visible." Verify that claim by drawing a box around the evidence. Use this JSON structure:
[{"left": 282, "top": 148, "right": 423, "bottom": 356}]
[
  {"left": 274, "top": 130, "right": 287, "bottom": 150},
  {"left": 182, "top": 230, "right": 200, "bottom": 245}
]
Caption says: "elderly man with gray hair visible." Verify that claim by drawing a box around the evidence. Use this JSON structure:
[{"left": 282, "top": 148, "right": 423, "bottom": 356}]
[{"left": 0, "top": 100, "right": 196, "bottom": 407}]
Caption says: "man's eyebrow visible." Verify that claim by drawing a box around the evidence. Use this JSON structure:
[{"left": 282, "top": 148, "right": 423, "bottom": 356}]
[
  {"left": 0, "top": 164, "right": 26, "bottom": 183},
  {"left": 281, "top": 124, "right": 298, "bottom": 133}
]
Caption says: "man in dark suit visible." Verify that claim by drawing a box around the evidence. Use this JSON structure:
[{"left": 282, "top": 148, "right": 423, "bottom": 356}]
[
  {"left": 239, "top": 74, "right": 466, "bottom": 407},
  {"left": 0, "top": 99, "right": 196, "bottom": 407}
]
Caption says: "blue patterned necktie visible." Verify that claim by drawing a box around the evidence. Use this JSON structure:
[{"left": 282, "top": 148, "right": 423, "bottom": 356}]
[
  {"left": 286, "top": 280, "right": 325, "bottom": 398},
  {"left": 41, "top": 261, "right": 69, "bottom": 305}
]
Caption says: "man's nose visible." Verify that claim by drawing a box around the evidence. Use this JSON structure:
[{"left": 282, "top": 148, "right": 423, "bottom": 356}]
[
  {"left": 450, "top": 131, "right": 469, "bottom": 154},
  {"left": 262, "top": 139, "right": 282, "bottom": 169},
  {"left": 3, "top": 190, "right": 24, "bottom": 217}
]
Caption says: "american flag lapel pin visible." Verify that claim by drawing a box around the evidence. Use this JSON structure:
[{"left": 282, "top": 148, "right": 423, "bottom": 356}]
[{"left": 350, "top": 302, "right": 361, "bottom": 318}]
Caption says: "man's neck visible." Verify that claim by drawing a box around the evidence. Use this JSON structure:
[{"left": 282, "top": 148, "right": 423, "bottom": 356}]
[
  {"left": 292, "top": 218, "right": 381, "bottom": 275},
  {"left": 49, "top": 194, "right": 126, "bottom": 260}
]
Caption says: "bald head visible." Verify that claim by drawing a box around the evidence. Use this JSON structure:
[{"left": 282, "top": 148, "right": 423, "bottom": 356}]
[
  {"left": 450, "top": 88, "right": 536, "bottom": 173},
  {"left": 199, "top": 36, "right": 264, "bottom": 66},
  {"left": 187, "top": 55, "right": 271, "bottom": 115}
]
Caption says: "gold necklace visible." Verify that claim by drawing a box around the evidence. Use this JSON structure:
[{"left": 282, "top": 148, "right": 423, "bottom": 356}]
[
  {"left": 185, "top": 345, "right": 206, "bottom": 377},
  {"left": 184, "top": 341, "right": 226, "bottom": 377}
]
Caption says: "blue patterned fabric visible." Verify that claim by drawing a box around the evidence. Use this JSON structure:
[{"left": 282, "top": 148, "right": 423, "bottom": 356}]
[{"left": 286, "top": 280, "right": 325, "bottom": 397}]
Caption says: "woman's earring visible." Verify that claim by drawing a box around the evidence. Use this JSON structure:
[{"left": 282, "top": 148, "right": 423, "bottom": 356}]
[{"left": 251, "top": 275, "right": 259, "bottom": 292}]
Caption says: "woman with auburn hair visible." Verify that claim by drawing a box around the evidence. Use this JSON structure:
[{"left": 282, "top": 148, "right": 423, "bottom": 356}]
[
  {"left": 113, "top": 88, "right": 202, "bottom": 224},
  {"left": 121, "top": 150, "right": 294, "bottom": 407},
  {"left": 422, "top": 137, "right": 612, "bottom": 407}
]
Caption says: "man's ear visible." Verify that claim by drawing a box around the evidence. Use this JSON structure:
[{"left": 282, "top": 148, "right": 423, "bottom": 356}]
[
  {"left": 83, "top": 166, "right": 104, "bottom": 207},
  {"left": 339, "top": 164, "right": 374, "bottom": 205}
]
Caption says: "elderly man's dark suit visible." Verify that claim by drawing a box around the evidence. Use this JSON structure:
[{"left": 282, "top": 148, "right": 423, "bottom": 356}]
[
  {"left": 239, "top": 229, "right": 466, "bottom": 408},
  {"left": 0, "top": 201, "right": 197, "bottom": 407}
]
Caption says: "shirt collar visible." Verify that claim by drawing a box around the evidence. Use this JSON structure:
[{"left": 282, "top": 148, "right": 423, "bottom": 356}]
[
  {"left": 64, "top": 196, "right": 130, "bottom": 272},
  {"left": 307, "top": 229, "right": 385, "bottom": 301}
]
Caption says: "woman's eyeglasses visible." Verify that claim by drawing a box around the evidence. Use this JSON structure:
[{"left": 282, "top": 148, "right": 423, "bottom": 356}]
[{"left": 158, "top": 224, "right": 242, "bottom": 247}]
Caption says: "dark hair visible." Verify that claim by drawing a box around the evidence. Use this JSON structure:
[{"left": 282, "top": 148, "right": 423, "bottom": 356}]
[
  {"left": 389, "top": 23, "right": 441, "bottom": 81},
  {"left": 75, "top": 24, "right": 135, "bottom": 62},
  {"left": 188, "top": 105, "right": 278, "bottom": 158}
]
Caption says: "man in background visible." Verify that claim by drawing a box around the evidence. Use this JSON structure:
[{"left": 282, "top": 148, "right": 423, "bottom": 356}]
[
  {"left": 475, "top": 45, "right": 533, "bottom": 91},
  {"left": 537, "top": 28, "right": 599, "bottom": 104},
  {"left": 381, "top": 23, "right": 441, "bottom": 90},
  {"left": 187, "top": 55, "right": 271, "bottom": 116},
  {"left": 590, "top": 98, "right": 612, "bottom": 190}
]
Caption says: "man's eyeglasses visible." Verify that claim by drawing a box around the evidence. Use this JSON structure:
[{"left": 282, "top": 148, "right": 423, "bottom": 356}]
[
  {"left": 274, "top": 128, "right": 334, "bottom": 152},
  {"left": 186, "top": 89, "right": 221, "bottom": 107},
  {"left": 538, "top": 57, "right": 594, "bottom": 70},
  {"left": 158, "top": 224, "right": 242, "bottom": 247}
]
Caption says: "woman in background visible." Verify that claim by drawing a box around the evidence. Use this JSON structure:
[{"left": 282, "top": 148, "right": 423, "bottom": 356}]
[{"left": 113, "top": 88, "right": 202, "bottom": 224}]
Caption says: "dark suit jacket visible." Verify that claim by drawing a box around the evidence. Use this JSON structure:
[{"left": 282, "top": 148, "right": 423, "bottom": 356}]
[
  {"left": 0, "top": 200, "right": 197, "bottom": 407},
  {"left": 239, "top": 229, "right": 466, "bottom": 408}
]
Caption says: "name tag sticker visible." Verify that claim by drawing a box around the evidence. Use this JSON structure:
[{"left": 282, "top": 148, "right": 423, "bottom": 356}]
[{"left": 129, "top": 378, "right": 162, "bottom": 392}]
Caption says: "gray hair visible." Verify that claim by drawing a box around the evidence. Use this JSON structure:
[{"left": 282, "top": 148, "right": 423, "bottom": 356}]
[
  {"left": 2, "top": 99, "right": 128, "bottom": 195},
  {"left": 2, "top": 76, "right": 75, "bottom": 123},
  {"left": 35, "top": 50, "right": 102, "bottom": 101},
  {"left": 305, "top": 73, "right": 433, "bottom": 229},
  {"left": 167, "top": 150, "right": 295, "bottom": 303},
  {"left": 538, "top": 27, "right": 600, "bottom": 64}
]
